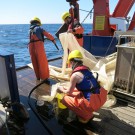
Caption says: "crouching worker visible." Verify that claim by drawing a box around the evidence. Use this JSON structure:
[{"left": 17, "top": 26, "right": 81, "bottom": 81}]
[{"left": 58, "top": 50, "right": 107, "bottom": 123}]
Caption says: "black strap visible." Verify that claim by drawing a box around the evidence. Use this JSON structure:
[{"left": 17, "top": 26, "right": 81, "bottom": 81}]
[
  {"left": 74, "top": 34, "right": 83, "bottom": 39},
  {"left": 29, "top": 39, "right": 42, "bottom": 43},
  {"left": 94, "top": 72, "right": 99, "bottom": 80},
  {"left": 84, "top": 85, "right": 101, "bottom": 94},
  {"left": 29, "top": 25, "right": 38, "bottom": 39},
  {"left": 27, "top": 39, "right": 43, "bottom": 48},
  {"left": 29, "top": 25, "right": 44, "bottom": 42},
  {"left": 84, "top": 72, "right": 100, "bottom": 94}
]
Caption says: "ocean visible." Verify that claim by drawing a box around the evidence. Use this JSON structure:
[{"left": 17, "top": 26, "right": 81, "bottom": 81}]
[{"left": 0, "top": 24, "right": 92, "bottom": 68}]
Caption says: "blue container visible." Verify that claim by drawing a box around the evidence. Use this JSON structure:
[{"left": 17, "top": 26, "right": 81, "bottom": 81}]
[{"left": 83, "top": 35, "right": 118, "bottom": 57}]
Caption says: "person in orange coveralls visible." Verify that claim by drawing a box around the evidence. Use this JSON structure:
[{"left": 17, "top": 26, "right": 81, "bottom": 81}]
[
  {"left": 58, "top": 50, "right": 107, "bottom": 123},
  {"left": 61, "top": 12, "right": 84, "bottom": 47},
  {"left": 29, "top": 17, "right": 56, "bottom": 81}
]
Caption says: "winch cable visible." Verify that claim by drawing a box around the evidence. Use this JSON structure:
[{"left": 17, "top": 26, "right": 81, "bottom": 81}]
[
  {"left": 80, "top": 8, "right": 93, "bottom": 24},
  {"left": 104, "top": 35, "right": 117, "bottom": 57},
  {"left": 79, "top": 7, "right": 116, "bottom": 57},
  {"left": 28, "top": 80, "right": 54, "bottom": 135}
]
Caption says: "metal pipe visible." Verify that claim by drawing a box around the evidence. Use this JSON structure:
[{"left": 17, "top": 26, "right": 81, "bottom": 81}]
[
  {"left": 126, "top": 52, "right": 135, "bottom": 93},
  {"left": 131, "top": 52, "right": 135, "bottom": 94}
]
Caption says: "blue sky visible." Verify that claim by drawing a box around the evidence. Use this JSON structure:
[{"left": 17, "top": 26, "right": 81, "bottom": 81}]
[{"left": 0, "top": 0, "right": 134, "bottom": 24}]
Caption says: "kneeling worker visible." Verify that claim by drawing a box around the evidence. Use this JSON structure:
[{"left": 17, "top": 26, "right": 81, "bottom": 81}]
[{"left": 58, "top": 50, "right": 107, "bottom": 123}]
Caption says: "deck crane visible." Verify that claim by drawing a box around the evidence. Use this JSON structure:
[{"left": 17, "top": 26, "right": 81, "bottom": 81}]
[
  {"left": 56, "top": 0, "right": 135, "bottom": 56},
  {"left": 66, "top": 0, "right": 135, "bottom": 36}
]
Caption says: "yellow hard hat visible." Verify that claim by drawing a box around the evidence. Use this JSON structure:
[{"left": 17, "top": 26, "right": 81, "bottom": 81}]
[
  {"left": 68, "top": 50, "right": 83, "bottom": 63},
  {"left": 30, "top": 17, "right": 41, "bottom": 26},
  {"left": 61, "top": 12, "right": 71, "bottom": 21}
]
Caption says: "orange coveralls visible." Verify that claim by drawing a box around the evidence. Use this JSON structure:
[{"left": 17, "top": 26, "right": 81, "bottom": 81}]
[
  {"left": 29, "top": 26, "right": 55, "bottom": 80},
  {"left": 68, "top": 19, "right": 84, "bottom": 46},
  {"left": 62, "top": 88, "right": 107, "bottom": 121}
]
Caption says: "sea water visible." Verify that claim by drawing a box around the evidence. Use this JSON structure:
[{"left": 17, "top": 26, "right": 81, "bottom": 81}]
[{"left": 0, "top": 24, "right": 92, "bottom": 68}]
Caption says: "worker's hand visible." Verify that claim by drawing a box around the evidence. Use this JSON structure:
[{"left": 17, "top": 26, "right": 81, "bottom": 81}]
[
  {"left": 57, "top": 86, "right": 67, "bottom": 93},
  {"left": 57, "top": 86, "right": 63, "bottom": 93},
  {"left": 52, "top": 40, "right": 56, "bottom": 44},
  {"left": 67, "top": 29, "right": 73, "bottom": 33},
  {"left": 58, "top": 86, "right": 63, "bottom": 90}
]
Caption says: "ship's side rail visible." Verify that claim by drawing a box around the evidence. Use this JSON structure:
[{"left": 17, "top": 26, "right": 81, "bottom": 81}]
[{"left": 115, "top": 30, "right": 135, "bottom": 46}]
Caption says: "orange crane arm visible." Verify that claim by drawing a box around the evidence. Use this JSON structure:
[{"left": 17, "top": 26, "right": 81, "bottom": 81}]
[
  {"left": 128, "top": 12, "right": 135, "bottom": 30},
  {"left": 112, "top": 0, "right": 135, "bottom": 17},
  {"left": 92, "top": 0, "right": 111, "bottom": 36}
]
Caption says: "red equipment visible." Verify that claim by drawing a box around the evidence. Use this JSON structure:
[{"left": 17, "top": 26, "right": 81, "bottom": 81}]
[{"left": 66, "top": 0, "right": 135, "bottom": 36}]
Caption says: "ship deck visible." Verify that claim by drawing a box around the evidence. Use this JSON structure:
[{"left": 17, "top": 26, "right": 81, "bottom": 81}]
[{"left": 14, "top": 58, "right": 135, "bottom": 135}]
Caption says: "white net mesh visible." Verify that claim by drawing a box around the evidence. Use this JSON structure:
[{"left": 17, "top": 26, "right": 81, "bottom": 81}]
[{"left": 59, "top": 32, "right": 117, "bottom": 92}]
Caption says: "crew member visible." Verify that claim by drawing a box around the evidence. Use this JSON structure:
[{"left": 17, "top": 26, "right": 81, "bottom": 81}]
[
  {"left": 61, "top": 12, "right": 84, "bottom": 47},
  {"left": 29, "top": 17, "right": 56, "bottom": 81},
  {"left": 58, "top": 50, "right": 107, "bottom": 123}
]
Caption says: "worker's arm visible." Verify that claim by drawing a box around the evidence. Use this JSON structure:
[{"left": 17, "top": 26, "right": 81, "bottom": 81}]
[
  {"left": 68, "top": 19, "right": 84, "bottom": 34},
  {"left": 43, "top": 30, "right": 56, "bottom": 44},
  {"left": 73, "top": 26, "right": 84, "bottom": 34},
  {"left": 58, "top": 73, "right": 79, "bottom": 94}
]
